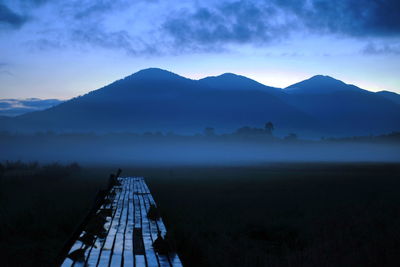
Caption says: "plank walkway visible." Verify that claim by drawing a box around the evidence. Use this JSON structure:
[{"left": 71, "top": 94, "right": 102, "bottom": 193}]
[{"left": 60, "top": 177, "right": 182, "bottom": 267}]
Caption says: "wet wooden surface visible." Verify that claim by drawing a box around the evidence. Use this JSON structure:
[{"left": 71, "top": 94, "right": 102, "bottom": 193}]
[{"left": 60, "top": 177, "right": 182, "bottom": 267}]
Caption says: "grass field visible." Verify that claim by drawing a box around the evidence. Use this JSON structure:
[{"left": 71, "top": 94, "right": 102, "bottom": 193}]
[{"left": 1, "top": 162, "right": 399, "bottom": 266}]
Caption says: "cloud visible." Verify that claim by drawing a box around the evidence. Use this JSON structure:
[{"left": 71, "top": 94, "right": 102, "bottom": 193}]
[
  {"left": 71, "top": 26, "right": 137, "bottom": 54},
  {"left": 362, "top": 43, "right": 400, "bottom": 55},
  {"left": 0, "top": 4, "right": 27, "bottom": 28},
  {"left": 5, "top": 0, "right": 400, "bottom": 55},
  {"left": 0, "top": 62, "right": 13, "bottom": 76},
  {"left": 17, "top": 0, "right": 163, "bottom": 55},
  {"left": 295, "top": 0, "right": 400, "bottom": 37},
  {"left": 72, "top": 1, "right": 116, "bottom": 19},
  {"left": 162, "top": 1, "right": 294, "bottom": 51},
  {"left": 68, "top": 22, "right": 162, "bottom": 56},
  {"left": 161, "top": 0, "right": 400, "bottom": 51},
  {"left": 0, "top": 98, "right": 64, "bottom": 117}
]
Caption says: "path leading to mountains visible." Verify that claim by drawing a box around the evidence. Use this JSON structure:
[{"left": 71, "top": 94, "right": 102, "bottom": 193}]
[{"left": 60, "top": 177, "right": 182, "bottom": 267}]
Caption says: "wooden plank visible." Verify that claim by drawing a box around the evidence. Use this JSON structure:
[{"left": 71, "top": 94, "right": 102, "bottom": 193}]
[
  {"left": 142, "top": 183, "right": 169, "bottom": 241},
  {"left": 133, "top": 179, "right": 146, "bottom": 267},
  {"left": 139, "top": 180, "right": 171, "bottom": 267},
  {"left": 62, "top": 187, "right": 119, "bottom": 267},
  {"left": 60, "top": 258, "right": 74, "bottom": 267},
  {"left": 84, "top": 191, "right": 119, "bottom": 267},
  {"left": 123, "top": 178, "right": 135, "bottom": 266},
  {"left": 110, "top": 179, "right": 130, "bottom": 267},
  {"left": 141, "top": 178, "right": 183, "bottom": 267},
  {"left": 137, "top": 179, "right": 160, "bottom": 267},
  {"left": 61, "top": 225, "right": 94, "bottom": 266},
  {"left": 169, "top": 254, "right": 183, "bottom": 267},
  {"left": 98, "top": 180, "right": 128, "bottom": 266},
  {"left": 134, "top": 228, "right": 146, "bottom": 266},
  {"left": 60, "top": 177, "right": 182, "bottom": 267},
  {"left": 60, "top": 241, "right": 84, "bottom": 267}
]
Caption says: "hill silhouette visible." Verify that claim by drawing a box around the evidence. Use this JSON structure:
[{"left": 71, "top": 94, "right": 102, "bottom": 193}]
[
  {"left": 199, "top": 73, "right": 280, "bottom": 93},
  {"left": 283, "top": 76, "right": 400, "bottom": 136},
  {"left": 285, "top": 75, "right": 364, "bottom": 95},
  {"left": 1, "top": 68, "right": 399, "bottom": 137},
  {"left": 377, "top": 91, "right": 400, "bottom": 105}
]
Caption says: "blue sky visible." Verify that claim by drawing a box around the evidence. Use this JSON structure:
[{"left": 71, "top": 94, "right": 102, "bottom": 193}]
[{"left": 1, "top": 0, "right": 400, "bottom": 99}]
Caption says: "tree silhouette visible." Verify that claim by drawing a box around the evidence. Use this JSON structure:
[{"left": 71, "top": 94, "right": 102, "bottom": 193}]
[
  {"left": 204, "top": 127, "right": 215, "bottom": 137},
  {"left": 265, "top": 122, "right": 274, "bottom": 135}
]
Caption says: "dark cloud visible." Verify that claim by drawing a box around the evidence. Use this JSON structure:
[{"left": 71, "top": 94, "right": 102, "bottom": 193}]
[
  {"left": 0, "top": 4, "right": 27, "bottom": 28},
  {"left": 162, "top": 1, "right": 291, "bottom": 51},
  {"left": 6, "top": 0, "right": 400, "bottom": 55},
  {"left": 23, "top": 0, "right": 159, "bottom": 55},
  {"left": 72, "top": 1, "right": 118, "bottom": 19},
  {"left": 295, "top": 0, "right": 400, "bottom": 37},
  {"left": 71, "top": 26, "right": 135, "bottom": 53},
  {"left": 362, "top": 42, "right": 400, "bottom": 55},
  {"left": 74, "top": 4, "right": 111, "bottom": 19},
  {"left": 70, "top": 25, "right": 160, "bottom": 56},
  {"left": 162, "top": 0, "right": 400, "bottom": 51}
]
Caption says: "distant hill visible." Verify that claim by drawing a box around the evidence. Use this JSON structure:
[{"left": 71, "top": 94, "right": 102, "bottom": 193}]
[
  {"left": 1, "top": 68, "right": 399, "bottom": 138},
  {"left": 0, "top": 98, "right": 63, "bottom": 117},
  {"left": 283, "top": 76, "right": 400, "bottom": 136},
  {"left": 199, "top": 73, "right": 280, "bottom": 93},
  {"left": 285, "top": 75, "right": 364, "bottom": 95},
  {"left": 376, "top": 91, "right": 400, "bottom": 105}
]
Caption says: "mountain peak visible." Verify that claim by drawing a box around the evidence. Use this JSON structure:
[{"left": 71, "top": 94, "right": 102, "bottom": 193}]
[
  {"left": 199, "top": 73, "right": 279, "bottom": 92},
  {"left": 126, "top": 68, "right": 187, "bottom": 81},
  {"left": 311, "top": 74, "right": 333, "bottom": 78},
  {"left": 219, "top": 72, "right": 243, "bottom": 78},
  {"left": 285, "top": 75, "right": 362, "bottom": 94},
  {"left": 300, "top": 75, "right": 346, "bottom": 86}
]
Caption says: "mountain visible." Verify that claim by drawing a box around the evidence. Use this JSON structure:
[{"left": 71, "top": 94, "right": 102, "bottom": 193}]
[
  {"left": 284, "top": 76, "right": 400, "bottom": 136},
  {"left": 1, "top": 68, "right": 399, "bottom": 137},
  {"left": 376, "top": 91, "right": 400, "bottom": 105},
  {"left": 199, "top": 73, "right": 280, "bottom": 93},
  {"left": 285, "top": 75, "right": 364, "bottom": 95},
  {"left": 0, "top": 98, "right": 63, "bottom": 117},
  {"left": 2, "top": 68, "right": 318, "bottom": 136}
]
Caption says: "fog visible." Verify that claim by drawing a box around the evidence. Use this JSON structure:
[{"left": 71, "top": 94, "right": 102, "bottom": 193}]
[{"left": 1, "top": 133, "right": 399, "bottom": 165}]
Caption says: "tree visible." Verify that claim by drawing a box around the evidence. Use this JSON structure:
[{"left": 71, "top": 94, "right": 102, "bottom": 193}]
[
  {"left": 204, "top": 127, "right": 215, "bottom": 137},
  {"left": 265, "top": 122, "right": 274, "bottom": 135}
]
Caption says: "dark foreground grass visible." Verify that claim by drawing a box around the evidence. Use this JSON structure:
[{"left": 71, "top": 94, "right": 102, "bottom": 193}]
[
  {"left": 143, "top": 163, "right": 400, "bottom": 267},
  {"left": 0, "top": 163, "right": 110, "bottom": 267},
  {"left": 1, "top": 163, "right": 400, "bottom": 266}
]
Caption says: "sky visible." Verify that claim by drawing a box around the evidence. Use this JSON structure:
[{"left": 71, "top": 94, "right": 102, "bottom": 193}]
[{"left": 1, "top": 0, "right": 400, "bottom": 99}]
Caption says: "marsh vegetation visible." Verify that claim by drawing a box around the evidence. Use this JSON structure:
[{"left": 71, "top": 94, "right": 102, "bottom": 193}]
[{"left": 1, "top": 162, "right": 399, "bottom": 266}]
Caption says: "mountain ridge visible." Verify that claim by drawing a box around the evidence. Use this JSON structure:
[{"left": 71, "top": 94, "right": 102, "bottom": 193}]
[
  {"left": 285, "top": 75, "right": 367, "bottom": 95},
  {"left": 199, "top": 72, "right": 280, "bottom": 93},
  {"left": 1, "top": 68, "right": 399, "bottom": 137},
  {"left": 376, "top": 91, "right": 400, "bottom": 105}
]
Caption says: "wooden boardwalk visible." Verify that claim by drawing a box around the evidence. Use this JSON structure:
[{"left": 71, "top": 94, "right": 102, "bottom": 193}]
[{"left": 60, "top": 177, "right": 182, "bottom": 267}]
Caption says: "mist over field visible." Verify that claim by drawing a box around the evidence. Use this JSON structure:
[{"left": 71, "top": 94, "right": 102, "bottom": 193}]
[
  {"left": 1, "top": 68, "right": 399, "bottom": 166},
  {"left": 1, "top": 132, "right": 399, "bottom": 165}
]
